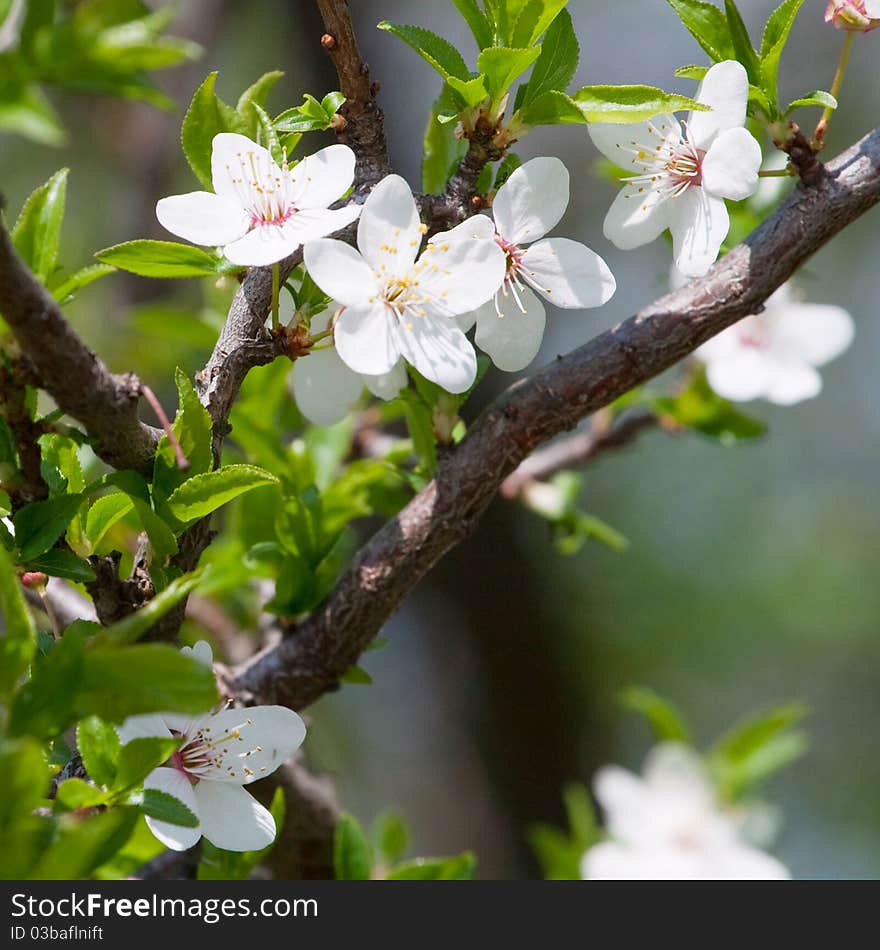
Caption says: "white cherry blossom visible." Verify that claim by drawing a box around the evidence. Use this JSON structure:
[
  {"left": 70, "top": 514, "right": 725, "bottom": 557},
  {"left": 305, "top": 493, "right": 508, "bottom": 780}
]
[
  {"left": 581, "top": 743, "right": 791, "bottom": 881},
  {"left": 697, "top": 283, "right": 854, "bottom": 405},
  {"left": 303, "top": 174, "right": 506, "bottom": 394},
  {"left": 117, "top": 641, "right": 306, "bottom": 852},
  {"left": 451, "top": 157, "right": 616, "bottom": 372},
  {"left": 589, "top": 61, "right": 762, "bottom": 277},
  {"left": 156, "top": 133, "right": 361, "bottom": 267}
]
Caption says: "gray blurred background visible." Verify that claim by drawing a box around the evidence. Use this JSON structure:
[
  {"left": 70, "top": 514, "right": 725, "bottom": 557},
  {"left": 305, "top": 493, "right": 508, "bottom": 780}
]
[{"left": 2, "top": 0, "right": 878, "bottom": 878}]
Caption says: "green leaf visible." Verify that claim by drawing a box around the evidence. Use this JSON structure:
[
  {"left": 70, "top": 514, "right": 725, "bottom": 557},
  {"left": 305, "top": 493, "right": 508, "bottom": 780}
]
[
  {"left": 334, "top": 812, "right": 373, "bottom": 880},
  {"left": 0, "top": 545, "right": 37, "bottom": 698},
  {"left": 373, "top": 810, "right": 409, "bottom": 864},
  {"left": 446, "top": 74, "right": 489, "bottom": 109},
  {"left": 153, "top": 368, "right": 214, "bottom": 499},
  {"left": 760, "top": 0, "right": 805, "bottom": 106},
  {"left": 80, "top": 646, "right": 216, "bottom": 723},
  {"left": 570, "top": 85, "right": 709, "bottom": 123},
  {"left": 84, "top": 493, "right": 134, "bottom": 553},
  {"left": 562, "top": 782, "right": 598, "bottom": 851},
  {"left": 0, "top": 737, "right": 52, "bottom": 879},
  {"left": 105, "top": 470, "right": 179, "bottom": 561},
  {"left": 377, "top": 22, "right": 470, "bottom": 82},
  {"left": 141, "top": 788, "right": 199, "bottom": 826},
  {"left": 23, "top": 548, "right": 96, "bottom": 583},
  {"left": 619, "top": 686, "right": 693, "bottom": 743},
  {"left": 29, "top": 808, "right": 139, "bottom": 880},
  {"left": 55, "top": 778, "right": 108, "bottom": 809},
  {"left": 77, "top": 716, "right": 121, "bottom": 788},
  {"left": 181, "top": 72, "right": 247, "bottom": 189},
  {"left": 477, "top": 46, "right": 541, "bottom": 100},
  {"left": 0, "top": 82, "right": 66, "bottom": 147},
  {"left": 89, "top": 571, "right": 202, "bottom": 648},
  {"left": 95, "top": 240, "right": 226, "bottom": 278},
  {"left": 340, "top": 664, "right": 373, "bottom": 685},
  {"left": 113, "top": 736, "right": 182, "bottom": 793},
  {"left": 787, "top": 91, "right": 837, "bottom": 114},
  {"left": 273, "top": 92, "right": 345, "bottom": 133},
  {"left": 387, "top": 852, "right": 476, "bottom": 880},
  {"left": 399, "top": 391, "right": 437, "bottom": 475},
  {"left": 723, "top": 0, "right": 761, "bottom": 85},
  {"left": 520, "top": 9, "right": 579, "bottom": 107},
  {"left": 11, "top": 168, "right": 68, "bottom": 283},
  {"left": 422, "top": 86, "right": 468, "bottom": 193},
  {"left": 494, "top": 153, "right": 522, "bottom": 189},
  {"left": 451, "top": 0, "right": 494, "bottom": 49},
  {"left": 517, "top": 90, "right": 587, "bottom": 126},
  {"left": 51, "top": 263, "right": 116, "bottom": 303},
  {"left": 236, "top": 70, "right": 285, "bottom": 135},
  {"left": 527, "top": 823, "right": 582, "bottom": 880},
  {"left": 665, "top": 0, "right": 734, "bottom": 61},
  {"left": 13, "top": 492, "right": 85, "bottom": 560},
  {"left": 510, "top": 0, "right": 569, "bottom": 47},
  {"left": 167, "top": 464, "right": 278, "bottom": 523}
]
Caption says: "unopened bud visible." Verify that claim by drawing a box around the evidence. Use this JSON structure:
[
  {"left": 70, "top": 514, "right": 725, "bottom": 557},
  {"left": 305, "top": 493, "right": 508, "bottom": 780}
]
[
  {"left": 20, "top": 571, "right": 48, "bottom": 589},
  {"left": 329, "top": 113, "right": 348, "bottom": 132},
  {"left": 825, "top": 0, "right": 880, "bottom": 31},
  {"left": 321, "top": 33, "right": 336, "bottom": 49}
]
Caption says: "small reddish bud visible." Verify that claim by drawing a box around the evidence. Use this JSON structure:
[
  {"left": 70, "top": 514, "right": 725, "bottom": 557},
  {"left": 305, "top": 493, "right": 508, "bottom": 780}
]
[
  {"left": 329, "top": 113, "right": 348, "bottom": 132},
  {"left": 825, "top": 0, "right": 880, "bottom": 31},
  {"left": 20, "top": 571, "right": 48, "bottom": 589},
  {"left": 321, "top": 33, "right": 336, "bottom": 49}
]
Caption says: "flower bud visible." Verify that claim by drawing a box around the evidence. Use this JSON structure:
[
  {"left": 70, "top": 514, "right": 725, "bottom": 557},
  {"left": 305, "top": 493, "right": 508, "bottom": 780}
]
[
  {"left": 825, "top": 0, "right": 880, "bottom": 31},
  {"left": 20, "top": 571, "right": 48, "bottom": 589}
]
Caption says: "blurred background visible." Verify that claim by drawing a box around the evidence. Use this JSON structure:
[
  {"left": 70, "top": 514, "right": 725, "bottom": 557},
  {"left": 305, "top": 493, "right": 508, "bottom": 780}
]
[{"left": 2, "top": 0, "right": 878, "bottom": 878}]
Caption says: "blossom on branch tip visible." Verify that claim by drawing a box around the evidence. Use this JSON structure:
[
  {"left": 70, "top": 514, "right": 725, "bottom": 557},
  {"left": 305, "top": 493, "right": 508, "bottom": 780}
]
[
  {"left": 589, "top": 61, "right": 762, "bottom": 278},
  {"left": 303, "top": 175, "right": 506, "bottom": 394},
  {"left": 290, "top": 307, "right": 407, "bottom": 426},
  {"left": 448, "top": 157, "right": 616, "bottom": 373},
  {"left": 581, "top": 743, "right": 791, "bottom": 880},
  {"left": 117, "top": 641, "right": 306, "bottom": 852},
  {"left": 156, "top": 133, "right": 361, "bottom": 267},
  {"left": 696, "top": 282, "right": 854, "bottom": 405},
  {"left": 825, "top": 0, "right": 880, "bottom": 31}
]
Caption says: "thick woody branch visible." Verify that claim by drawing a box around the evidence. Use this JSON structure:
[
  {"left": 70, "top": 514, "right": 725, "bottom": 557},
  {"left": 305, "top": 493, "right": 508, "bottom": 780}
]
[
  {"left": 227, "top": 126, "right": 880, "bottom": 710},
  {"left": 315, "top": 0, "right": 390, "bottom": 194},
  {"left": 0, "top": 226, "right": 161, "bottom": 475}
]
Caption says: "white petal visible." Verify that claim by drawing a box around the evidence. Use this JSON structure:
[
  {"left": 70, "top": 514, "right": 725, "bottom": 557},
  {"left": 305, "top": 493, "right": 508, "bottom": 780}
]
[
  {"left": 143, "top": 767, "right": 202, "bottom": 852},
  {"left": 335, "top": 303, "right": 401, "bottom": 376},
  {"left": 284, "top": 205, "right": 362, "bottom": 245},
  {"left": 396, "top": 314, "right": 477, "bottom": 394},
  {"left": 116, "top": 714, "right": 172, "bottom": 747},
  {"left": 432, "top": 213, "right": 497, "bottom": 244},
  {"left": 357, "top": 174, "right": 422, "bottom": 278},
  {"left": 866, "top": 0, "right": 880, "bottom": 15},
  {"left": 643, "top": 743, "right": 714, "bottom": 806},
  {"left": 223, "top": 222, "right": 301, "bottom": 267},
  {"left": 771, "top": 301, "right": 854, "bottom": 367},
  {"left": 588, "top": 116, "right": 680, "bottom": 166},
  {"left": 704, "top": 349, "right": 774, "bottom": 402},
  {"left": 290, "top": 144, "right": 357, "bottom": 209},
  {"left": 417, "top": 236, "right": 506, "bottom": 315},
  {"left": 703, "top": 844, "right": 791, "bottom": 880},
  {"left": 688, "top": 60, "right": 749, "bottom": 149},
  {"left": 194, "top": 706, "right": 307, "bottom": 784},
  {"left": 304, "top": 239, "right": 379, "bottom": 309},
  {"left": 363, "top": 361, "right": 407, "bottom": 400},
  {"left": 211, "top": 132, "right": 276, "bottom": 201},
  {"left": 474, "top": 286, "right": 546, "bottom": 372},
  {"left": 763, "top": 359, "right": 823, "bottom": 406},
  {"left": 291, "top": 346, "right": 364, "bottom": 426},
  {"left": 669, "top": 188, "right": 729, "bottom": 278},
  {"left": 701, "top": 128, "right": 762, "bottom": 201},
  {"left": 593, "top": 765, "right": 651, "bottom": 846},
  {"left": 491, "top": 156, "right": 569, "bottom": 245},
  {"left": 603, "top": 184, "right": 671, "bottom": 251},
  {"left": 180, "top": 640, "right": 213, "bottom": 668},
  {"left": 581, "top": 842, "right": 700, "bottom": 880},
  {"left": 194, "top": 780, "right": 276, "bottom": 852},
  {"left": 521, "top": 238, "right": 616, "bottom": 309},
  {"left": 155, "top": 192, "right": 250, "bottom": 247}
]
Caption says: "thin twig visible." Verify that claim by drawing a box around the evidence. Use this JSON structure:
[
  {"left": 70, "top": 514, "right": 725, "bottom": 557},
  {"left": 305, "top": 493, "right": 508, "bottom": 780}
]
[{"left": 140, "top": 384, "right": 189, "bottom": 471}]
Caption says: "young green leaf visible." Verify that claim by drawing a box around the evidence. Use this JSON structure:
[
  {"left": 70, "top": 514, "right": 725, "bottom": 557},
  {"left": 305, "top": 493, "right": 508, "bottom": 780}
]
[
  {"left": 723, "top": 0, "right": 762, "bottom": 86},
  {"left": 153, "top": 368, "right": 214, "bottom": 499},
  {"left": 141, "top": 788, "right": 199, "bottom": 827},
  {"left": 787, "top": 91, "right": 837, "bottom": 115},
  {"left": 77, "top": 716, "right": 121, "bottom": 788},
  {"left": 520, "top": 9, "right": 579, "bottom": 107},
  {"left": 84, "top": 493, "right": 134, "bottom": 553},
  {"left": 334, "top": 812, "right": 373, "bottom": 880},
  {"left": 29, "top": 808, "right": 139, "bottom": 880},
  {"left": 22, "top": 548, "right": 96, "bottom": 583},
  {"left": 55, "top": 778, "right": 109, "bottom": 809},
  {"left": 665, "top": 0, "right": 734, "bottom": 61},
  {"left": 236, "top": 70, "right": 285, "bottom": 136},
  {"left": 51, "top": 263, "right": 116, "bottom": 303},
  {"left": 477, "top": 46, "right": 541, "bottom": 100},
  {"left": 451, "top": 0, "right": 494, "bottom": 49},
  {"left": 181, "top": 72, "right": 247, "bottom": 189},
  {"left": 760, "top": 0, "right": 805, "bottom": 106},
  {"left": 95, "top": 240, "right": 226, "bottom": 278},
  {"left": 377, "top": 22, "right": 470, "bottom": 82},
  {"left": 517, "top": 90, "right": 586, "bottom": 126},
  {"left": 13, "top": 492, "right": 86, "bottom": 561},
  {"left": 373, "top": 810, "right": 410, "bottom": 865},
  {"left": 570, "top": 85, "right": 708, "bottom": 124},
  {"left": 11, "top": 168, "right": 68, "bottom": 283},
  {"left": 166, "top": 465, "right": 279, "bottom": 523},
  {"left": 0, "top": 544, "right": 37, "bottom": 698},
  {"left": 510, "top": 0, "right": 569, "bottom": 48},
  {"left": 387, "top": 852, "right": 477, "bottom": 880},
  {"left": 619, "top": 686, "right": 693, "bottom": 743}
]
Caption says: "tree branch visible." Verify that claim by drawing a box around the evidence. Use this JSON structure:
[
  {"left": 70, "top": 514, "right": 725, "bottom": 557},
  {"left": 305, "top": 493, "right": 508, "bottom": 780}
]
[
  {"left": 226, "top": 125, "right": 880, "bottom": 710},
  {"left": 0, "top": 225, "right": 161, "bottom": 474}
]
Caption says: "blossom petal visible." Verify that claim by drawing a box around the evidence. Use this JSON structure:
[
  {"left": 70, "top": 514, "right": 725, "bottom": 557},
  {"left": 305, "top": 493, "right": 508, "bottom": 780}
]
[
  {"left": 771, "top": 302, "right": 854, "bottom": 367},
  {"left": 116, "top": 714, "right": 173, "bottom": 747},
  {"left": 419, "top": 236, "right": 506, "bottom": 315},
  {"left": 491, "top": 156, "right": 569, "bottom": 245},
  {"left": 701, "top": 844, "right": 791, "bottom": 880},
  {"left": 193, "top": 706, "right": 307, "bottom": 785},
  {"left": 763, "top": 359, "right": 823, "bottom": 406},
  {"left": 688, "top": 60, "right": 749, "bottom": 149},
  {"left": 582, "top": 842, "right": 701, "bottom": 880},
  {"left": 701, "top": 128, "right": 762, "bottom": 201},
  {"left": 474, "top": 286, "right": 546, "bottom": 372},
  {"left": 521, "top": 238, "right": 616, "bottom": 308},
  {"left": 291, "top": 346, "right": 364, "bottom": 426},
  {"left": 704, "top": 349, "right": 774, "bottom": 402},
  {"left": 643, "top": 743, "right": 714, "bottom": 806},
  {"left": 335, "top": 303, "right": 400, "bottom": 376},
  {"left": 867, "top": 0, "right": 880, "bottom": 15},
  {"left": 432, "top": 213, "right": 497, "bottom": 245},
  {"left": 304, "top": 239, "right": 379, "bottom": 309},
  {"left": 285, "top": 205, "right": 362, "bottom": 245},
  {"left": 290, "top": 144, "right": 356, "bottom": 209},
  {"left": 357, "top": 174, "right": 422, "bottom": 278},
  {"left": 143, "top": 768, "right": 202, "bottom": 852},
  {"left": 155, "top": 192, "right": 250, "bottom": 247},
  {"left": 669, "top": 187, "right": 729, "bottom": 277},
  {"left": 588, "top": 116, "right": 679, "bottom": 166},
  {"left": 223, "top": 222, "right": 301, "bottom": 267},
  {"left": 396, "top": 314, "right": 477, "bottom": 394},
  {"left": 603, "top": 184, "right": 671, "bottom": 251},
  {"left": 363, "top": 361, "right": 408, "bottom": 400},
  {"left": 211, "top": 132, "right": 276, "bottom": 201},
  {"left": 593, "top": 764, "right": 651, "bottom": 846},
  {"left": 194, "top": 781, "right": 276, "bottom": 852},
  {"left": 180, "top": 640, "right": 213, "bottom": 668}
]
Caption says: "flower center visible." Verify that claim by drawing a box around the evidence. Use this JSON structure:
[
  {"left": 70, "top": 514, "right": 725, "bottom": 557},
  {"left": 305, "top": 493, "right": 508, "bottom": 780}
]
[
  {"left": 493, "top": 235, "right": 531, "bottom": 317},
  {"left": 371, "top": 242, "right": 452, "bottom": 329},
  {"left": 227, "top": 149, "right": 297, "bottom": 230},
  {"left": 619, "top": 120, "right": 707, "bottom": 205},
  {"left": 737, "top": 314, "right": 772, "bottom": 350},
  {"left": 169, "top": 714, "right": 265, "bottom": 784}
]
